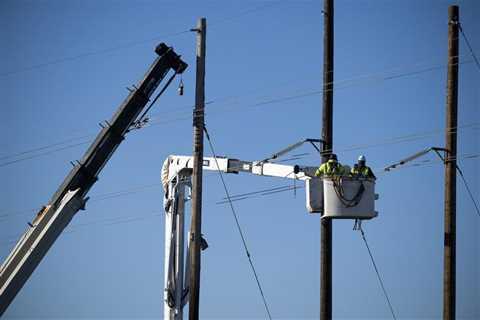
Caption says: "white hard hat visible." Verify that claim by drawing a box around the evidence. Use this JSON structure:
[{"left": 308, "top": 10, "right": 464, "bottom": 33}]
[{"left": 358, "top": 155, "right": 366, "bottom": 162}]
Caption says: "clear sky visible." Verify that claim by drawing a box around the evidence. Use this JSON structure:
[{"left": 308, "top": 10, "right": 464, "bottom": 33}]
[{"left": 1, "top": 0, "right": 478, "bottom": 319}]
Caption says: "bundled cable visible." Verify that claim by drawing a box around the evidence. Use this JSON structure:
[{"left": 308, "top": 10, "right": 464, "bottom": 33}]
[{"left": 332, "top": 177, "right": 365, "bottom": 208}]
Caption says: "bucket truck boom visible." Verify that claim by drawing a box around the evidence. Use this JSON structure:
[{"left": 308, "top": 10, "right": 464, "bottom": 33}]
[
  {"left": 160, "top": 155, "right": 317, "bottom": 319},
  {"left": 161, "top": 150, "right": 379, "bottom": 319}
]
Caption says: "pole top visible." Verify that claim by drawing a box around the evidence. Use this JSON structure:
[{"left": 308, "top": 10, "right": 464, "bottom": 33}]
[{"left": 448, "top": 5, "right": 459, "bottom": 19}]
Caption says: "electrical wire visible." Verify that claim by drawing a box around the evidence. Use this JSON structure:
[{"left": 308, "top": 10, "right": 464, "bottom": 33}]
[
  {"left": 146, "top": 54, "right": 468, "bottom": 120},
  {"left": 2, "top": 156, "right": 476, "bottom": 246},
  {"left": 0, "top": 140, "right": 91, "bottom": 168},
  {"left": 0, "top": 182, "right": 303, "bottom": 244},
  {"left": 144, "top": 60, "right": 473, "bottom": 127},
  {"left": 0, "top": 211, "right": 162, "bottom": 246},
  {"left": 459, "top": 23, "right": 480, "bottom": 71},
  {"left": 2, "top": 118, "right": 475, "bottom": 170},
  {"left": 0, "top": 182, "right": 162, "bottom": 219},
  {"left": 203, "top": 126, "right": 273, "bottom": 320},
  {"left": 88, "top": 183, "right": 162, "bottom": 202},
  {"left": 209, "top": 2, "right": 281, "bottom": 27},
  {"left": 0, "top": 151, "right": 477, "bottom": 220},
  {"left": 216, "top": 185, "right": 304, "bottom": 205},
  {"left": 0, "top": 2, "right": 283, "bottom": 78},
  {"left": 0, "top": 30, "right": 191, "bottom": 78},
  {"left": 358, "top": 226, "right": 397, "bottom": 320},
  {"left": 136, "top": 71, "right": 178, "bottom": 123},
  {"left": 456, "top": 164, "right": 480, "bottom": 218},
  {"left": 0, "top": 133, "right": 95, "bottom": 161},
  {"left": 2, "top": 56, "right": 474, "bottom": 166},
  {"left": 375, "top": 153, "right": 480, "bottom": 175},
  {"left": 0, "top": 70, "right": 180, "bottom": 168},
  {"left": 214, "top": 154, "right": 480, "bottom": 205}
]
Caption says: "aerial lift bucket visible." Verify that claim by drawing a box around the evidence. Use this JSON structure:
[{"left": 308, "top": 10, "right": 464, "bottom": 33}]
[{"left": 306, "top": 177, "right": 378, "bottom": 219}]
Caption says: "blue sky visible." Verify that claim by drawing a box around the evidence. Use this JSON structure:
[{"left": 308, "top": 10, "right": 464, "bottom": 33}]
[{"left": 1, "top": 0, "right": 478, "bottom": 319}]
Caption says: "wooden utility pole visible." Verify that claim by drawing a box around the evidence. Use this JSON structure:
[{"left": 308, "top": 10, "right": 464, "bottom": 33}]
[
  {"left": 443, "top": 6, "right": 458, "bottom": 320},
  {"left": 321, "top": 0, "right": 333, "bottom": 319},
  {"left": 189, "top": 17, "right": 206, "bottom": 320}
]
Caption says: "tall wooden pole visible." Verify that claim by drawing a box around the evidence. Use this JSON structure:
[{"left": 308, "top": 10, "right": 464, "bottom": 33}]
[
  {"left": 443, "top": 6, "right": 458, "bottom": 320},
  {"left": 189, "top": 17, "right": 206, "bottom": 320},
  {"left": 321, "top": 0, "right": 333, "bottom": 319}
]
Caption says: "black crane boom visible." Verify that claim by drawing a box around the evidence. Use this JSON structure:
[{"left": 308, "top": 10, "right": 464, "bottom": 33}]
[{"left": 0, "top": 43, "right": 187, "bottom": 316}]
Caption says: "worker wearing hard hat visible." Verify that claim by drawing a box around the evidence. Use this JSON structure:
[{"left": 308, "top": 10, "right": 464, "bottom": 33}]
[
  {"left": 351, "top": 155, "right": 376, "bottom": 180},
  {"left": 315, "top": 153, "right": 348, "bottom": 177}
]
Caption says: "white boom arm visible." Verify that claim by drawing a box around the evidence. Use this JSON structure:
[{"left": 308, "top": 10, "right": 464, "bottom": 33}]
[
  {"left": 162, "top": 155, "right": 318, "bottom": 185},
  {"left": 160, "top": 155, "right": 317, "bottom": 319}
]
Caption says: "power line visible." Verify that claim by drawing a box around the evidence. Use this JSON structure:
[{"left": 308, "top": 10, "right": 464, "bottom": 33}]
[
  {"left": 203, "top": 126, "right": 273, "bottom": 320},
  {"left": 0, "top": 182, "right": 162, "bottom": 219},
  {"left": 144, "top": 61, "right": 474, "bottom": 129},
  {"left": 147, "top": 54, "right": 468, "bottom": 120},
  {"left": 0, "top": 3, "right": 283, "bottom": 78},
  {"left": 216, "top": 184, "right": 304, "bottom": 205},
  {"left": 0, "top": 211, "right": 162, "bottom": 246},
  {"left": 2, "top": 117, "right": 475, "bottom": 170},
  {"left": 456, "top": 164, "right": 480, "bottom": 218},
  {"left": 209, "top": 2, "right": 281, "bottom": 27},
  {"left": 459, "top": 23, "right": 480, "bottom": 71},
  {"left": 0, "top": 133, "right": 95, "bottom": 161},
  {"left": 0, "top": 150, "right": 477, "bottom": 220},
  {"left": 0, "top": 30, "right": 191, "bottom": 78},
  {"left": 3, "top": 57, "right": 474, "bottom": 166},
  {"left": 0, "top": 140, "right": 91, "bottom": 168},
  {"left": 375, "top": 153, "right": 480, "bottom": 175},
  {"left": 213, "top": 154, "right": 480, "bottom": 205},
  {"left": 358, "top": 226, "right": 397, "bottom": 320}
]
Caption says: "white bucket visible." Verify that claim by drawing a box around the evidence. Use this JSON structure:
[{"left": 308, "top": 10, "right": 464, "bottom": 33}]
[{"left": 323, "top": 178, "right": 378, "bottom": 219}]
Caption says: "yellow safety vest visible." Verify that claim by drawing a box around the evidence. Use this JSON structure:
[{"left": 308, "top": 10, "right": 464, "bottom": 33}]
[
  {"left": 351, "top": 165, "right": 375, "bottom": 179},
  {"left": 315, "top": 160, "right": 345, "bottom": 177}
]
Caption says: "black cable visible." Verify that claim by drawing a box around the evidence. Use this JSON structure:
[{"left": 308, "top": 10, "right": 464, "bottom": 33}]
[
  {"left": 0, "top": 71, "right": 179, "bottom": 169},
  {"left": 0, "top": 182, "right": 162, "bottom": 219},
  {"left": 456, "top": 164, "right": 480, "bottom": 218},
  {"left": 203, "top": 126, "right": 273, "bottom": 320},
  {"left": 0, "top": 2, "right": 282, "bottom": 78},
  {"left": 3, "top": 59, "right": 476, "bottom": 166},
  {"left": 0, "top": 141, "right": 90, "bottom": 168},
  {"left": 0, "top": 133, "right": 95, "bottom": 161},
  {"left": 1, "top": 152, "right": 477, "bottom": 220},
  {"left": 5, "top": 117, "right": 475, "bottom": 170},
  {"left": 216, "top": 185, "right": 304, "bottom": 205},
  {"left": 210, "top": 2, "right": 281, "bottom": 27},
  {"left": 359, "top": 227, "right": 397, "bottom": 320},
  {"left": 459, "top": 23, "right": 480, "bottom": 71},
  {"left": 0, "top": 30, "right": 191, "bottom": 78},
  {"left": 1, "top": 211, "right": 162, "bottom": 246},
  {"left": 136, "top": 71, "right": 178, "bottom": 123}
]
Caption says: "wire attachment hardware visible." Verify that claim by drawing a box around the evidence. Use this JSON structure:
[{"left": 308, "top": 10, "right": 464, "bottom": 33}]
[
  {"left": 178, "top": 76, "right": 184, "bottom": 96},
  {"left": 129, "top": 117, "right": 150, "bottom": 131},
  {"left": 353, "top": 218, "right": 362, "bottom": 231}
]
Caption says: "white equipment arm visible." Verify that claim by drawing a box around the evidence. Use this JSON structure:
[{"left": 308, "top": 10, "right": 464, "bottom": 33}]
[
  {"left": 162, "top": 155, "right": 318, "bottom": 188},
  {"left": 161, "top": 153, "right": 378, "bottom": 319},
  {"left": 160, "top": 155, "right": 317, "bottom": 319}
]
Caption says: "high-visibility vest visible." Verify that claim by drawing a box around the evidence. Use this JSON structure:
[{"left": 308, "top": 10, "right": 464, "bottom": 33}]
[
  {"left": 315, "top": 160, "right": 345, "bottom": 177},
  {"left": 351, "top": 165, "right": 375, "bottom": 179}
]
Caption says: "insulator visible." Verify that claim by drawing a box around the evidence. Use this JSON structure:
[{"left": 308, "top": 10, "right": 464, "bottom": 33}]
[{"left": 178, "top": 79, "right": 184, "bottom": 96}]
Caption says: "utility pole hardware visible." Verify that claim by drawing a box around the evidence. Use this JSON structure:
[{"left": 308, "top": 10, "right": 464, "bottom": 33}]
[
  {"left": 443, "top": 5, "right": 459, "bottom": 320},
  {"left": 189, "top": 17, "right": 206, "bottom": 320},
  {"left": 321, "top": 0, "right": 334, "bottom": 319}
]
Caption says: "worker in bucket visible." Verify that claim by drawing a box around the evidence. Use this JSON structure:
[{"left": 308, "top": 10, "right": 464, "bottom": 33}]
[
  {"left": 351, "top": 155, "right": 376, "bottom": 180},
  {"left": 315, "top": 153, "right": 347, "bottom": 177}
]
